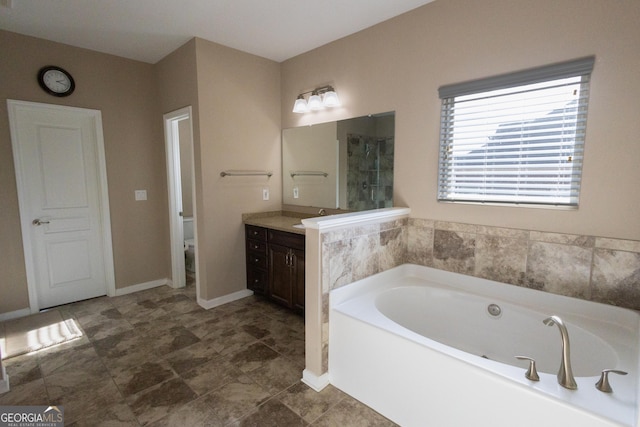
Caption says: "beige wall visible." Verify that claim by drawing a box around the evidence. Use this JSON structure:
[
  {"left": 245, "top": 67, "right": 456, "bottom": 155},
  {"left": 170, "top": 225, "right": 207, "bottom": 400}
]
[
  {"left": 281, "top": 0, "right": 640, "bottom": 241},
  {"left": 154, "top": 39, "right": 206, "bottom": 290},
  {"left": 0, "top": 30, "right": 170, "bottom": 314},
  {"left": 0, "top": 32, "right": 281, "bottom": 315},
  {"left": 158, "top": 37, "right": 282, "bottom": 302},
  {"left": 193, "top": 38, "right": 281, "bottom": 300}
]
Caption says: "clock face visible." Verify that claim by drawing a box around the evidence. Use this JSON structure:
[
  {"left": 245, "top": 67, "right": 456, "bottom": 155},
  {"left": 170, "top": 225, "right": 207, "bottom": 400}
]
[{"left": 38, "top": 66, "right": 75, "bottom": 97}]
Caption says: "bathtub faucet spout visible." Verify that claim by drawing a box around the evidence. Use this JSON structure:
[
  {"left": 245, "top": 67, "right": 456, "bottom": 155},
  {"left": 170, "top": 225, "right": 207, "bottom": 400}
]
[{"left": 543, "top": 315, "right": 578, "bottom": 390}]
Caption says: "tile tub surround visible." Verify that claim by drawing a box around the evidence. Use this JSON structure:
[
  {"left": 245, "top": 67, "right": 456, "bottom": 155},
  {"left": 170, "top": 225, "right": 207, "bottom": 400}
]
[
  {"left": 304, "top": 210, "right": 640, "bottom": 388},
  {"left": 301, "top": 208, "right": 411, "bottom": 387},
  {"left": 408, "top": 219, "right": 640, "bottom": 310},
  {"left": 320, "top": 218, "right": 408, "bottom": 372}
]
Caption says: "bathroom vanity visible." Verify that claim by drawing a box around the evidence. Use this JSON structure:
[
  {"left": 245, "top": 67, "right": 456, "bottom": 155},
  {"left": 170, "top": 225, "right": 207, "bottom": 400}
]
[{"left": 244, "top": 216, "right": 305, "bottom": 313}]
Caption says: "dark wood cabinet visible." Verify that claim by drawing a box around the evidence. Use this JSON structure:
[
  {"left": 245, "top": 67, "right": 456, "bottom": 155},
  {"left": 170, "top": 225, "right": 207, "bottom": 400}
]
[
  {"left": 245, "top": 224, "right": 304, "bottom": 313},
  {"left": 245, "top": 225, "right": 268, "bottom": 295}
]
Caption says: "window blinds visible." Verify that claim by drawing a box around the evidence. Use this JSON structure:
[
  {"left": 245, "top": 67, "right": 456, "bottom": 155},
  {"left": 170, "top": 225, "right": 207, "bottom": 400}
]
[{"left": 437, "top": 57, "right": 594, "bottom": 207}]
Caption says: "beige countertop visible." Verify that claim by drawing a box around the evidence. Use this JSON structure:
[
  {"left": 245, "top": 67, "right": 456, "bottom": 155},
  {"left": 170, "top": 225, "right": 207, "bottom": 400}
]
[{"left": 243, "top": 213, "right": 307, "bottom": 235}]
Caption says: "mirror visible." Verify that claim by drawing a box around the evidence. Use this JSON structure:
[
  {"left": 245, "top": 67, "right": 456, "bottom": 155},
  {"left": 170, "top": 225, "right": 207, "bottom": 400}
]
[{"left": 282, "top": 112, "right": 394, "bottom": 211}]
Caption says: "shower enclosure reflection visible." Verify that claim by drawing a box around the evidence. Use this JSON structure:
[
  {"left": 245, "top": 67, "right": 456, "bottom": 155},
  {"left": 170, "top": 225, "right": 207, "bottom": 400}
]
[
  {"left": 282, "top": 111, "right": 394, "bottom": 211},
  {"left": 346, "top": 132, "right": 394, "bottom": 210}
]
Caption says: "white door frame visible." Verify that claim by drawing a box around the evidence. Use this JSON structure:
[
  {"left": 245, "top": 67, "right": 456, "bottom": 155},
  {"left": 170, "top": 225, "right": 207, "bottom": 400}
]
[
  {"left": 8, "top": 99, "right": 116, "bottom": 313},
  {"left": 163, "top": 106, "right": 197, "bottom": 290}
]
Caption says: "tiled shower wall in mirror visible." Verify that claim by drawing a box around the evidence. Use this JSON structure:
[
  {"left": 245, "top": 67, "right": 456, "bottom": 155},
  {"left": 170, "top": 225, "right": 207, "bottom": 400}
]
[{"left": 346, "top": 134, "right": 394, "bottom": 211}]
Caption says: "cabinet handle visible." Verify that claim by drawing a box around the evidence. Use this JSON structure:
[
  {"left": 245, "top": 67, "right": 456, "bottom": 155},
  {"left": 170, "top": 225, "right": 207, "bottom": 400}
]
[
  {"left": 254, "top": 258, "right": 259, "bottom": 263},
  {"left": 286, "top": 249, "right": 295, "bottom": 268}
]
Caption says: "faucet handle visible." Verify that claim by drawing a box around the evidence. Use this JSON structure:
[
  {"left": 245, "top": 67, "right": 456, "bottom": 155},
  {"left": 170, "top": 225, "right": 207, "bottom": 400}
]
[
  {"left": 595, "top": 369, "right": 628, "bottom": 393},
  {"left": 515, "top": 356, "right": 540, "bottom": 381}
]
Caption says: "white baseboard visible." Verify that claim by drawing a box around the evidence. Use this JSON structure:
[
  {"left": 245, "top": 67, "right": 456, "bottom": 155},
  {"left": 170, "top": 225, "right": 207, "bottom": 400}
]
[
  {"left": 198, "top": 289, "right": 253, "bottom": 310},
  {"left": 0, "top": 308, "right": 32, "bottom": 322},
  {"left": 302, "top": 369, "right": 330, "bottom": 392},
  {"left": 114, "top": 278, "right": 169, "bottom": 296},
  {"left": 0, "top": 280, "right": 169, "bottom": 321}
]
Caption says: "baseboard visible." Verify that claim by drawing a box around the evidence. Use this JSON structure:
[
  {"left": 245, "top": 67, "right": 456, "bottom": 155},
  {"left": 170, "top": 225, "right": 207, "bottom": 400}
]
[
  {"left": 302, "top": 369, "right": 330, "bottom": 392},
  {"left": 198, "top": 289, "right": 253, "bottom": 310},
  {"left": 0, "top": 280, "right": 169, "bottom": 320},
  {"left": 0, "top": 308, "right": 32, "bottom": 322},
  {"left": 114, "top": 278, "right": 169, "bottom": 296}
]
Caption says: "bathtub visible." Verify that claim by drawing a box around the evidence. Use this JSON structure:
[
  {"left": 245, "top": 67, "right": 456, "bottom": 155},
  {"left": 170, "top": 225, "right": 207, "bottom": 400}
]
[{"left": 329, "top": 264, "right": 640, "bottom": 427}]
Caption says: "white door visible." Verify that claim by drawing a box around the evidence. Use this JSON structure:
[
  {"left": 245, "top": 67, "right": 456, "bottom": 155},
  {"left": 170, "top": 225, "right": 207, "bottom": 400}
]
[
  {"left": 8, "top": 100, "right": 115, "bottom": 310},
  {"left": 164, "top": 106, "right": 196, "bottom": 290}
]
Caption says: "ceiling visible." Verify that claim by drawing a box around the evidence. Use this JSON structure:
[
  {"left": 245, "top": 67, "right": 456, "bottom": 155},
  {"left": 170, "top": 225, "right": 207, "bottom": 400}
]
[{"left": 0, "top": 0, "right": 435, "bottom": 64}]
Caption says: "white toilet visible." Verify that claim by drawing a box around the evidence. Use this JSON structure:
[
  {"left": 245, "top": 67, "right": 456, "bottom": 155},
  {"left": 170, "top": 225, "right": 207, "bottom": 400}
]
[{"left": 183, "top": 217, "right": 195, "bottom": 273}]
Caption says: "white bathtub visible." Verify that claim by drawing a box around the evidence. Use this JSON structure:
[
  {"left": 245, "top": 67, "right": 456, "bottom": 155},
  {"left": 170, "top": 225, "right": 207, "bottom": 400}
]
[{"left": 329, "top": 264, "right": 640, "bottom": 427}]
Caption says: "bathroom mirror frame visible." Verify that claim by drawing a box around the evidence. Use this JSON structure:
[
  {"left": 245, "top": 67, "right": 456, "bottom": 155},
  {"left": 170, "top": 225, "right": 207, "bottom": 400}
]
[{"left": 282, "top": 111, "right": 395, "bottom": 212}]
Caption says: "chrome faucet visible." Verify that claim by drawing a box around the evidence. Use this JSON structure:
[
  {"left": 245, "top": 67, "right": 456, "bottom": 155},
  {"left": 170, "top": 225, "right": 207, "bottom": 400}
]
[
  {"left": 318, "top": 209, "right": 327, "bottom": 216},
  {"left": 543, "top": 315, "right": 578, "bottom": 390}
]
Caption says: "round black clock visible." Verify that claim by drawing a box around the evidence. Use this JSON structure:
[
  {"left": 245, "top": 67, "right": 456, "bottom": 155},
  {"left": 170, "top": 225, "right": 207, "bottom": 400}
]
[{"left": 37, "top": 66, "right": 75, "bottom": 97}]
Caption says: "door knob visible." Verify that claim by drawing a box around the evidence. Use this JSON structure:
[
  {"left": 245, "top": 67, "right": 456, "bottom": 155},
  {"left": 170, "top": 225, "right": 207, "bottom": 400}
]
[{"left": 32, "top": 219, "right": 50, "bottom": 226}]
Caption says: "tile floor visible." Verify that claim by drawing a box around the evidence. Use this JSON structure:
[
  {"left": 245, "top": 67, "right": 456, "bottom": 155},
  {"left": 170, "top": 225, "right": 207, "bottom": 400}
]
[{"left": 0, "top": 280, "right": 396, "bottom": 426}]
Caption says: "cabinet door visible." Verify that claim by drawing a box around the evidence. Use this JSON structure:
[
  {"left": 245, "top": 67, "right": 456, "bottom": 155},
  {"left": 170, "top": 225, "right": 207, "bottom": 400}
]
[
  {"left": 292, "top": 247, "right": 305, "bottom": 313},
  {"left": 268, "top": 243, "right": 293, "bottom": 308}
]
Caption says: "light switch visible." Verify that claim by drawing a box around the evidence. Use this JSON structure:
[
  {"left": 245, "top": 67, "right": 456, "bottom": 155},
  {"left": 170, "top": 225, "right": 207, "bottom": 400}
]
[
  {"left": 135, "top": 190, "right": 147, "bottom": 201},
  {"left": 293, "top": 187, "right": 299, "bottom": 199},
  {"left": 262, "top": 188, "right": 269, "bottom": 201}
]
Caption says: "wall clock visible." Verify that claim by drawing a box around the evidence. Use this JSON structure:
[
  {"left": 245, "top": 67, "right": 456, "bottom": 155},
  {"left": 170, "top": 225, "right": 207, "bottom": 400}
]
[{"left": 37, "top": 65, "right": 75, "bottom": 97}]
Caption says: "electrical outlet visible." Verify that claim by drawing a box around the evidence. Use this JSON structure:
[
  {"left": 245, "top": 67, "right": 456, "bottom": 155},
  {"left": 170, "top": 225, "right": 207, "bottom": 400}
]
[
  {"left": 293, "top": 186, "right": 299, "bottom": 199},
  {"left": 262, "top": 187, "right": 269, "bottom": 200},
  {"left": 134, "top": 190, "right": 147, "bottom": 201}
]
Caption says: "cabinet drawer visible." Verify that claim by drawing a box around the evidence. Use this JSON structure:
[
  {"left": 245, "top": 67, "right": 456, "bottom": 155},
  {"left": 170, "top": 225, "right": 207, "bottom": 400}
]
[
  {"left": 268, "top": 230, "right": 304, "bottom": 251},
  {"left": 246, "top": 239, "right": 267, "bottom": 252},
  {"left": 247, "top": 251, "right": 267, "bottom": 269},
  {"left": 245, "top": 225, "right": 267, "bottom": 241},
  {"left": 247, "top": 268, "right": 267, "bottom": 294}
]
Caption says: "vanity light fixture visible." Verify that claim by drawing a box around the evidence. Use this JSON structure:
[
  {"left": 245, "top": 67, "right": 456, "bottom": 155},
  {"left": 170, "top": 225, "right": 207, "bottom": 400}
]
[{"left": 292, "top": 85, "right": 341, "bottom": 113}]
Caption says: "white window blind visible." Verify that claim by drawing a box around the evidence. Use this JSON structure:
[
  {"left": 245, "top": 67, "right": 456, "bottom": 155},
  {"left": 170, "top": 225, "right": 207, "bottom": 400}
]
[{"left": 438, "top": 57, "right": 594, "bottom": 207}]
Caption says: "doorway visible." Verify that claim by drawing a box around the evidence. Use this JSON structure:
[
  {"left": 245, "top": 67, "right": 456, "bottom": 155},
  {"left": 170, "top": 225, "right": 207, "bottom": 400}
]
[
  {"left": 163, "top": 107, "right": 197, "bottom": 293},
  {"left": 8, "top": 100, "right": 115, "bottom": 311}
]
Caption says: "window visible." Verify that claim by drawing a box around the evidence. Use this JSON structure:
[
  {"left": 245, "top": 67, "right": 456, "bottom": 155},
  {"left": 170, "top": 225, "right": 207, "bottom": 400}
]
[{"left": 437, "top": 57, "right": 594, "bottom": 207}]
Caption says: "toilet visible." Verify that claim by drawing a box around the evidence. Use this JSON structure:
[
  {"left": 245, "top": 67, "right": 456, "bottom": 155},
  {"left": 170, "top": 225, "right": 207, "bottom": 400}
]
[{"left": 183, "top": 217, "right": 195, "bottom": 272}]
